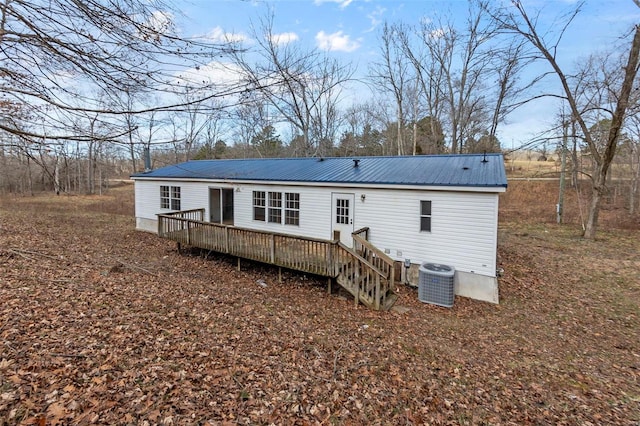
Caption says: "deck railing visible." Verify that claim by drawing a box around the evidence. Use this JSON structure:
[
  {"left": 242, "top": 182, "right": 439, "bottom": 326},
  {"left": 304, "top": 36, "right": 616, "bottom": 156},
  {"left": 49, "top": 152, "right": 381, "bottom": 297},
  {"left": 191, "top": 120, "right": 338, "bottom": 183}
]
[
  {"left": 352, "top": 228, "right": 396, "bottom": 288},
  {"left": 333, "top": 243, "right": 392, "bottom": 310},
  {"left": 156, "top": 210, "right": 395, "bottom": 310}
]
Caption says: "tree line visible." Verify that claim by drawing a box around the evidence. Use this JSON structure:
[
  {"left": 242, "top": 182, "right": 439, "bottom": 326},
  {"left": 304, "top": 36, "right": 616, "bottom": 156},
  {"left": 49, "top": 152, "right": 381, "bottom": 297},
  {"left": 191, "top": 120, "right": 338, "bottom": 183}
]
[{"left": 0, "top": 0, "right": 638, "bottom": 238}]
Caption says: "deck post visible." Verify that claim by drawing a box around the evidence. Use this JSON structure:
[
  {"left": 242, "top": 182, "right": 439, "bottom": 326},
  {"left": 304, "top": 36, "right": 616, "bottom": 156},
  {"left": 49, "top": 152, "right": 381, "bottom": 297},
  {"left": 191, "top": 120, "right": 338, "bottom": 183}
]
[
  {"left": 269, "top": 234, "right": 275, "bottom": 264},
  {"left": 354, "top": 260, "right": 360, "bottom": 308},
  {"left": 237, "top": 257, "right": 241, "bottom": 271},
  {"left": 374, "top": 275, "right": 381, "bottom": 310},
  {"left": 327, "top": 277, "right": 332, "bottom": 294},
  {"left": 224, "top": 227, "right": 229, "bottom": 254},
  {"left": 278, "top": 267, "right": 282, "bottom": 283},
  {"left": 187, "top": 221, "right": 191, "bottom": 245}
]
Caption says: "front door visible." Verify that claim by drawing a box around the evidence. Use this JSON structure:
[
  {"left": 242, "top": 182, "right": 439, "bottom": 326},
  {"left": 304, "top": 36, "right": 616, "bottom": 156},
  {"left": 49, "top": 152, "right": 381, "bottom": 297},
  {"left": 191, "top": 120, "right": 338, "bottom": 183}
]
[{"left": 331, "top": 193, "right": 355, "bottom": 247}]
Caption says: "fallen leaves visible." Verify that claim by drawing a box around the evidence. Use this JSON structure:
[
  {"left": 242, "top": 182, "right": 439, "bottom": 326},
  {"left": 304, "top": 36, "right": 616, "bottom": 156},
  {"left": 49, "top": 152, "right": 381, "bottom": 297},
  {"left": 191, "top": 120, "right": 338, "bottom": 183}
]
[{"left": 0, "top": 188, "right": 639, "bottom": 424}]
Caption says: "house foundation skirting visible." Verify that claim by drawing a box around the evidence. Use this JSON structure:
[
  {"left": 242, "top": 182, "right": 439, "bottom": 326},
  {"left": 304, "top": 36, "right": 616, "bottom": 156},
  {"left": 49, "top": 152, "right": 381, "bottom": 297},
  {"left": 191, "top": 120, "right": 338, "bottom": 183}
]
[
  {"left": 399, "top": 262, "right": 499, "bottom": 304},
  {"left": 136, "top": 217, "right": 157, "bottom": 233}
]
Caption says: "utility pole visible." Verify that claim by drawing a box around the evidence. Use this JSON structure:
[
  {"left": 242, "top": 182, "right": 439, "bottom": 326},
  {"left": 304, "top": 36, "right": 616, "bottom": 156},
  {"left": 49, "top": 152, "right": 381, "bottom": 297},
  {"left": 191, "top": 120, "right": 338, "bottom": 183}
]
[{"left": 557, "top": 118, "right": 568, "bottom": 224}]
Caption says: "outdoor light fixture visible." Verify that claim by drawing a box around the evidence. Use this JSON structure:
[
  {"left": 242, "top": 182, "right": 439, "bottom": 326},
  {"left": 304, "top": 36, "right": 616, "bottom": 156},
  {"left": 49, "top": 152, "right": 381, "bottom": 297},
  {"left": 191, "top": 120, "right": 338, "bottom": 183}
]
[{"left": 361, "top": 194, "right": 366, "bottom": 202}]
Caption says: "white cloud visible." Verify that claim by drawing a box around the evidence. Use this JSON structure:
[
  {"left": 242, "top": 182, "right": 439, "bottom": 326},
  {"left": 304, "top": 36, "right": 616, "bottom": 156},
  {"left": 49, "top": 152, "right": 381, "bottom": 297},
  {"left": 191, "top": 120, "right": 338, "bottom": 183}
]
[
  {"left": 429, "top": 28, "right": 447, "bottom": 39},
  {"left": 201, "top": 26, "right": 247, "bottom": 43},
  {"left": 148, "top": 10, "right": 174, "bottom": 34},
  {"left": 269, "top": 32, "right": 299, "bottom": 45},
  {"left": 313, "top": 0, "right": 353, "bottom": 9},
  {"left": 366, "top": 6, "right": 386, "bottom": 32},
  {"left": 315, "top": 30, "right": 361, "bottom": 52}
]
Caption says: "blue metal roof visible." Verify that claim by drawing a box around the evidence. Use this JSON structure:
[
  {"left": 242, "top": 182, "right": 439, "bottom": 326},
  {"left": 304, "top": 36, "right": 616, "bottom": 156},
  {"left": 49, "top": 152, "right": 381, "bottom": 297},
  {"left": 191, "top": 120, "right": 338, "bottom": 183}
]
[{"left": 131, "top": 154, "right": 507, "bottom": 188}]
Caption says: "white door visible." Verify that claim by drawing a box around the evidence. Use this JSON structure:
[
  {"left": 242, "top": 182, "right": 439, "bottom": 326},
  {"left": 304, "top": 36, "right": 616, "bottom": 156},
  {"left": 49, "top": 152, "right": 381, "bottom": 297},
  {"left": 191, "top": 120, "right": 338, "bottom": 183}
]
[{"left": 331, "top": 193, "right": 355, "bottom": 247}]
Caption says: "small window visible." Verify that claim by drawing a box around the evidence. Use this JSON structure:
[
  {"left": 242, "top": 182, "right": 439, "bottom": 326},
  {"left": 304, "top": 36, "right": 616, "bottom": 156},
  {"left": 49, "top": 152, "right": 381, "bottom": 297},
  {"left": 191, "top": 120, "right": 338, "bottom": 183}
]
[
  {"left": 160, "top": 185, "right": 170, "bottom": 209},
  {"left": 253, "top": 191, "right": 266, "bottom": 221},
  {"left": 285, "top": 193, "right": 300, "bottom": 225},
  {"left": 268, "top": 192, "right": 282, "bottom": 223},
  {"left": 160, "top": 185, "right": 181, "bottom": 210},
  {"left": 336, "top": 198, "right": 349, "bottom": 224},
  {"left": 420, "top": 200, "right": 431, "bottom": 232}
]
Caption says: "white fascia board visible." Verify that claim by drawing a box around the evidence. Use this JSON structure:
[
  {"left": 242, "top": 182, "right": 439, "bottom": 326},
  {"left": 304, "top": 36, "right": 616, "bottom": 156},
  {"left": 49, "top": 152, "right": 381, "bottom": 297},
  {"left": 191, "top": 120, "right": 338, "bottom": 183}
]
[{"left": 130, "top": 177, "right": 507, "bottom": 193}]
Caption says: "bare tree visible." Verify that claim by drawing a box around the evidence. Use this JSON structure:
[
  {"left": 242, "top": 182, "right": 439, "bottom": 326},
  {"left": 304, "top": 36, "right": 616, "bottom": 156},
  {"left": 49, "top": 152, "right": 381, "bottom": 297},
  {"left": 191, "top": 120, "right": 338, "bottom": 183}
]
[
  {"left": 0, "top": 0, "right": 241, "bottom": 189},
  {"left": 487, "top": 1, "right": 640, "bottom": 238},
  {"left": 339, "top": 102, "right": 384, "bottom": 156},
  {"left": 421, "top": 4, "right": 496, "bottom": 153},
  {"left": 369, "top": 23, "right": 412, "bottom": 155},
  {"left": 394, "top": 3, "right": 518, "bottom": 154},
  {"left": 233, "top": 14, "right": 353, "bottom": 157}
]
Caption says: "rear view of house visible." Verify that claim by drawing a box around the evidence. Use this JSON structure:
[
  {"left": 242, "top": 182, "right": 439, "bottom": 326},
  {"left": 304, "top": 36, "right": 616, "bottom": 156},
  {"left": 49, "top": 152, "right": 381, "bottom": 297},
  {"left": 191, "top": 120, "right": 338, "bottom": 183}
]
[{"left": 131, "top": 154, "right": 507, "bottom": 306}]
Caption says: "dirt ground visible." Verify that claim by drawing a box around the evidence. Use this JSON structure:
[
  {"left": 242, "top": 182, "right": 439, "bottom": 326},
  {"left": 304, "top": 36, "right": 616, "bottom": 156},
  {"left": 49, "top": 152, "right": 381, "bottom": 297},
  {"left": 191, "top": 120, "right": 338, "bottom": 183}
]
[{"left": 0, "top": 184, "right": 639, "bottom": 425}]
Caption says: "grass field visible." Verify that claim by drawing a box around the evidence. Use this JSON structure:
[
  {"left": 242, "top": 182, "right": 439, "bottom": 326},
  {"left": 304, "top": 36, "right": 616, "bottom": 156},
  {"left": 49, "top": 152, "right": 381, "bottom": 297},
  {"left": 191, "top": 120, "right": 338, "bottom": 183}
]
[{"left": 0, "top": 182, "right": 638, "bottom": 425}]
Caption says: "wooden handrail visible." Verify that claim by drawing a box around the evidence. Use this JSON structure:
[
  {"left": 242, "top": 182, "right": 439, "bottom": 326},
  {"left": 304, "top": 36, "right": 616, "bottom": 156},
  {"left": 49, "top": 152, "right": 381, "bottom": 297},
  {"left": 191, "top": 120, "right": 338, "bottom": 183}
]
[
  {"left": 158, "top": 215, "right": 334, "bottom": 245},
  {"left": 335, "top": 242, "right": 386, "bottom": 278},
  {"left": 159, "top": 208, "right": 205, "bottom": 217},
  {"left": 352, "top": 226, "right": 369, "bottom": 240},
  {"left": 352, "top": 234, "right": 394, "bottom": 265}
]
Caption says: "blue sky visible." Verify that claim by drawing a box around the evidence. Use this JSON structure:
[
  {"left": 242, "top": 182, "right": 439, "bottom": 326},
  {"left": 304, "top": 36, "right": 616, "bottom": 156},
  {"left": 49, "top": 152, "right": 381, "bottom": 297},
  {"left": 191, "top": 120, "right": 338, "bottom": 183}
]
[{"left": 173, "top": 0, "right": 640, "bottom": 147}]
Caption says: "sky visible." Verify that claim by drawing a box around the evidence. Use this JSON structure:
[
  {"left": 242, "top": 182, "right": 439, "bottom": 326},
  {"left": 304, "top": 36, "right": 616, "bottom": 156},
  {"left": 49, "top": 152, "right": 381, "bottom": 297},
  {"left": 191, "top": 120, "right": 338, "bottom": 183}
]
[{"left": 172, "top": 0, "right": 640, "bottom": 148}]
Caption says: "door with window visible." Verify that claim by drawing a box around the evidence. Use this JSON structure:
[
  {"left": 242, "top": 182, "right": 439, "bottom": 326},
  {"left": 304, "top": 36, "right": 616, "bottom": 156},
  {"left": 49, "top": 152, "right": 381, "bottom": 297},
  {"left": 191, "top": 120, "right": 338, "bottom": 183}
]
[{"left": 331, "top": 193, "right": 355, "bottom": 247}]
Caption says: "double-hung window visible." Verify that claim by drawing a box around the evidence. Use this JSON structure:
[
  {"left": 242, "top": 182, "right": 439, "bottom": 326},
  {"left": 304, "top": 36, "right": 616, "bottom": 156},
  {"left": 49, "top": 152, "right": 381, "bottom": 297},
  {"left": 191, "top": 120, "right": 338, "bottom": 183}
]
[
  {"left": 170, "top": 186, "right": 181, "bottom": 210},
  {"left": 284, "top": 192, "right": 300, "bottom": 226},
  {"left": 253, "top": 191, "right": 266, "bottom": 221},
  {"left": 268, "top": 192, "right": 282, "bottom": 223},
  {"left": 160, "top": 185, "right": 181, "bottom": 210},
  {"left": 420, "top": 200, "right": 432, "bottom": 232}
]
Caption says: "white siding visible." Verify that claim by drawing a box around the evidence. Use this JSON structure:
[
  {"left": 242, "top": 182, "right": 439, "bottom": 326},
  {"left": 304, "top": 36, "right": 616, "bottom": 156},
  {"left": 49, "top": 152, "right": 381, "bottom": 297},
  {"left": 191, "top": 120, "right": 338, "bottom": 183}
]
[
  {"left": 134, "top": 179, "right": 498, "bottom": 278},
  {"left": 355, "top": 188, "right": 498, "bottom": 277},
  {"left": 134, "top": 180, "right": 233, "bottom": 229}
]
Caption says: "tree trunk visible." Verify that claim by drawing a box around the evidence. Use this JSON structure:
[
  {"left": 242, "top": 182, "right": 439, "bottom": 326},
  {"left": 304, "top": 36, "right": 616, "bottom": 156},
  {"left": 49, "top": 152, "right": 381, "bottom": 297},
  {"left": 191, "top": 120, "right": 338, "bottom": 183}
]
[
  {"left": 631, "top": 149, "right": 639, "bottom": 215},
  {"left": 584, "top": 25, "right": 640, "bottom": 238},
  {"left": 396, "top": 108, "right": 403, "bottom": 156},
  {"left": 584, "top": 169, "right": 606, "bottom": 239},
  {"left": 53, "top": 155, "right": 60, "bottom": 195}
]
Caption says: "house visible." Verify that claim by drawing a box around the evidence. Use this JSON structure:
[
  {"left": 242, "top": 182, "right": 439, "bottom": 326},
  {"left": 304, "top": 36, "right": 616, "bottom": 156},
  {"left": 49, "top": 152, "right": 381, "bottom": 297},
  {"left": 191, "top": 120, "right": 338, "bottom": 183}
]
[{"left": 131, "top": 154, "right": 507, "bottom": 304}]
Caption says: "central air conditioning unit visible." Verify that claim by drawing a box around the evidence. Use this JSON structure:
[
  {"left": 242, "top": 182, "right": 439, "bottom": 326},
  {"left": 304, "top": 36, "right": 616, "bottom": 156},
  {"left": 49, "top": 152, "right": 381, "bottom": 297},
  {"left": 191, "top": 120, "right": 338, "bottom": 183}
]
[{"left": 418, "top": 262, "right": 455, "bottom": 308}]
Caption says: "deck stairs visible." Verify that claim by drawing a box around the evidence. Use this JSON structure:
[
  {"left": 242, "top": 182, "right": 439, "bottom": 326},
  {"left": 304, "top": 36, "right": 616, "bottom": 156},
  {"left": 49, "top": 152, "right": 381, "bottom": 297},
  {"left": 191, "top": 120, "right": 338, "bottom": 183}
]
[{"left": 333, "top": 229, "right": 398, "bottom": 310}]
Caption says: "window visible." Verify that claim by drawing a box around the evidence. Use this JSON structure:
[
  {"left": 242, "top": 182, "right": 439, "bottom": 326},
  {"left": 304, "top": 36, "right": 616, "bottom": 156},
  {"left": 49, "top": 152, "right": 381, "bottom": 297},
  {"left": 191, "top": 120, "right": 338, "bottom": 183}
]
[
  {"left": 160, "top": 185, "right": 181, "bottom": 210},
  {"left": 160, "top": 185, "right": 170, "bottom": 209},
  {"left": 336, "top": 198, "right": 350, "bottom": 224},
  {"left": 420, "top": 200, "right": 432, "bottom": 232},
  {"left": 170, "top": 186, "right": 181, "bottom": 210},
  {"left": 285, "top": 193, "right": 300, "bottom": 226},
  {"left": 256, "top": 191, "right": 299, "bottom": 225},
  {"left": 253, "top": 191, "right": 266, "bottom": 221},
  {"left": 268, "top": 192, "right": 282, "bottom": 223}
]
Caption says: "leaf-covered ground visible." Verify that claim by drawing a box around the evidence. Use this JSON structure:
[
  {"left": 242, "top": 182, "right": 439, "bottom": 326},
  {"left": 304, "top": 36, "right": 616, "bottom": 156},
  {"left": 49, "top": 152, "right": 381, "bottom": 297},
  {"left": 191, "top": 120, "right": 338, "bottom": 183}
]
[{"left": 0, "top": 185, "right": 639, "bottom": 425}]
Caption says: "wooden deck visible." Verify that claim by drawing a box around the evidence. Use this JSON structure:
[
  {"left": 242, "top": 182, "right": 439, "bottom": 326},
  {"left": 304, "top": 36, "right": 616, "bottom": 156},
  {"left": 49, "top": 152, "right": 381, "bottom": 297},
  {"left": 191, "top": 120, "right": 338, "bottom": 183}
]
[{"left": 157, "top": 209, "right": 397, "bottom": 310}]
